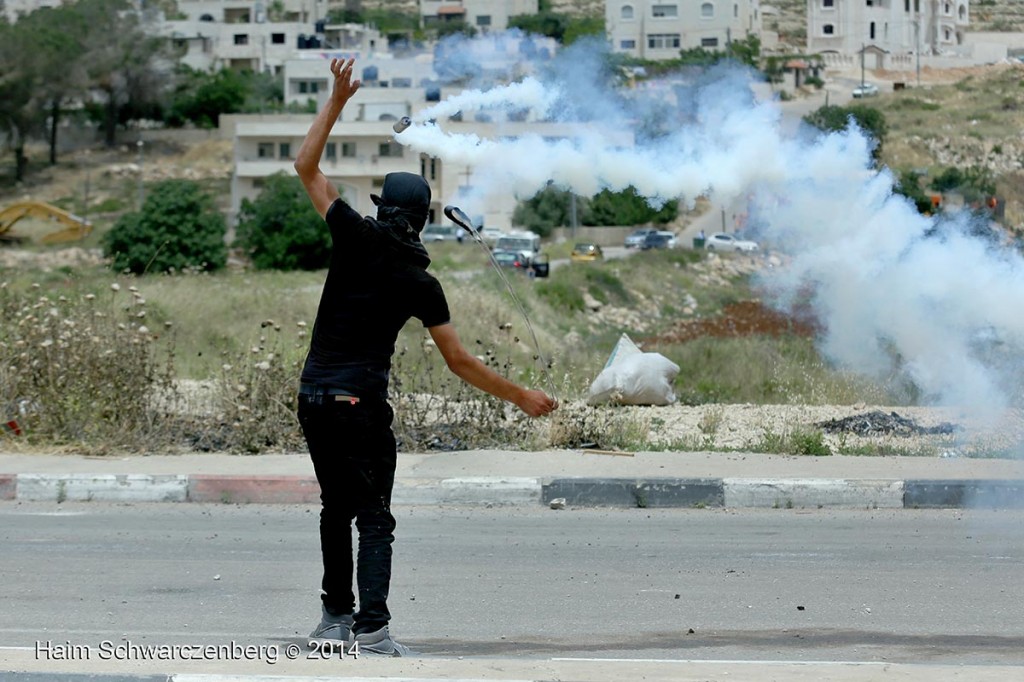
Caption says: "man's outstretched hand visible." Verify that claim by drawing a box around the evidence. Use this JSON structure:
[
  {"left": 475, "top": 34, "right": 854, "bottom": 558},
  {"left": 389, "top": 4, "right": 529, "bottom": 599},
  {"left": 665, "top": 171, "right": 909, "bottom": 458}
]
[
  {"left": 518, "top": 390, "right": 558, "bottom": 418},
  {"left": 329, "top": 57, "right": 361, "bottom": 107}
]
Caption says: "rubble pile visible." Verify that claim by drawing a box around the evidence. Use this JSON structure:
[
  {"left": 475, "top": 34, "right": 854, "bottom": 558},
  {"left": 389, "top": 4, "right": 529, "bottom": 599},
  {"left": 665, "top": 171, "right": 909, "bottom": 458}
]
[{"left": 815, "top": 410, "right": 961, "bottom": 437}]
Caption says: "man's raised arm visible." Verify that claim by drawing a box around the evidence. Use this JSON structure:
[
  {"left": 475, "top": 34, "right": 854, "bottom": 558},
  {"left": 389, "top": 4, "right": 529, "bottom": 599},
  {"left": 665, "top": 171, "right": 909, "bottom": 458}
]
[{"left": 293, "top": 57, "right": 361, "bottom": 218}]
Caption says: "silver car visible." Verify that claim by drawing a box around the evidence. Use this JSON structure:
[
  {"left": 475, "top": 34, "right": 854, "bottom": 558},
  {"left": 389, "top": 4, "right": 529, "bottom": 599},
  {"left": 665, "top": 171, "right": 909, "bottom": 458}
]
[
  {"left": 705, "top": 233, "right": 759, "bottom": 252},
  {"left": 624, "top": 228, "right": 657, "bottom": 249}
]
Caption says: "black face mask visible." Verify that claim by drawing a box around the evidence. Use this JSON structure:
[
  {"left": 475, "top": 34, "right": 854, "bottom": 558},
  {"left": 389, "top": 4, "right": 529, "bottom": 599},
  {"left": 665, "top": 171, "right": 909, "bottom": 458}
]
[
  {"left": 371, "top": 172, "right": 431, "bottom": 234},
  {"left": 368, "top": 172, "right": 432, "bottom": 268}
]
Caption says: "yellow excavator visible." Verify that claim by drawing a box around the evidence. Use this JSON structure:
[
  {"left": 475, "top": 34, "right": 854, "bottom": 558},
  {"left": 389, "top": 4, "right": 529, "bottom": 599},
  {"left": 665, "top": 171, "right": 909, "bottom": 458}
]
[{"left": 0, "top": 201, "right": 93, "bottom": 245}]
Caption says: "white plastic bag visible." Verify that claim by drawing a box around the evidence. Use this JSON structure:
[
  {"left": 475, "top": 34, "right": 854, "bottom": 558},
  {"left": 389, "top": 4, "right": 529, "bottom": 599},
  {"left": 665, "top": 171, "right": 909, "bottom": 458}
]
[{"left": 587, "top": 334, "right": 680, "bottom": 406}]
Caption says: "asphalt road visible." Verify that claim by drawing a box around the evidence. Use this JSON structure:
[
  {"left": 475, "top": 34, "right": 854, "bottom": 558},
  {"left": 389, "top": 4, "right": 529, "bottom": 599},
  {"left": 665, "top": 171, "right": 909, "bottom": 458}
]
[{"left": 2, "top": 501, "right": 1023, "bottom": 672}]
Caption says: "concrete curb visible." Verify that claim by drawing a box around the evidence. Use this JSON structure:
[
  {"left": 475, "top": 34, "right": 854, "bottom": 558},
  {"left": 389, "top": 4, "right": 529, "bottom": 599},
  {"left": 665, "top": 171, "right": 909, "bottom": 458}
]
[{"left": 4, "top": 473, "right": 1024, "bottom": 508}]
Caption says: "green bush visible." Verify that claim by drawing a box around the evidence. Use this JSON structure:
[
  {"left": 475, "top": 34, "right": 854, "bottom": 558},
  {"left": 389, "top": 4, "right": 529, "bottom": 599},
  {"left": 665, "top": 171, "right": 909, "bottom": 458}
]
[
  {"left": 235, "top": 172, "right": 329, "bottom": 270},
  {"left": 537, "top": 280, "right": 585, "bottom": 312},
  {"left": 102, "top": 179, "right": 227, "bottom": 274}
]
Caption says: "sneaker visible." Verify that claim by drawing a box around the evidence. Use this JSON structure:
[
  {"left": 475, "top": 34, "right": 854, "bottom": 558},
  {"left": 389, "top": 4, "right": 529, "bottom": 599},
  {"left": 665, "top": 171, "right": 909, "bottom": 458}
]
[
  {"left": 354, "top": 626, "right": 411, "bottom": 657},
  {"left": 308, "top": 605, "right": 354, "bottom": 648}
]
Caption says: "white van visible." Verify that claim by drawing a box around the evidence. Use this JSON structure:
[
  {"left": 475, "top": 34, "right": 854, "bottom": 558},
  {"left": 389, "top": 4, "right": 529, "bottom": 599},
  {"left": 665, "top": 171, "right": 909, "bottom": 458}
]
[
  {"left": 494, "top": 231, "right": 541, "bottom": 260},
  {"left": 421, "top": 224, "right": 463, "bottom": 243}
]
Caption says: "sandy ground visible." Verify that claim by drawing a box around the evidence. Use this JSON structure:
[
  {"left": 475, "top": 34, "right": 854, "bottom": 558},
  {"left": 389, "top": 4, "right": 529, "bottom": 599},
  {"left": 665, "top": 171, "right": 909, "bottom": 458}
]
[{"left": 602, "top": 401, "right": 1024, "bottom": 457}]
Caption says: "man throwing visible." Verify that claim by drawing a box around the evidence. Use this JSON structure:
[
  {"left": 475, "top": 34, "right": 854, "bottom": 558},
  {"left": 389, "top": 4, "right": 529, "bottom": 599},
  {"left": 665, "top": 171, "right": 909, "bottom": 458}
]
[{"left": 293, "top": 57, "right": 558, "bottom": 656}]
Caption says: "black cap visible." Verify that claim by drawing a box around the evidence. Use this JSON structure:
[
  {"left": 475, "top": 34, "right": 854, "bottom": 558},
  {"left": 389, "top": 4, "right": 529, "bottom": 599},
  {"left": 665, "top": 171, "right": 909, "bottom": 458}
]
[{"left": 370, "top": 172, "right": 431, "bottom": 212}]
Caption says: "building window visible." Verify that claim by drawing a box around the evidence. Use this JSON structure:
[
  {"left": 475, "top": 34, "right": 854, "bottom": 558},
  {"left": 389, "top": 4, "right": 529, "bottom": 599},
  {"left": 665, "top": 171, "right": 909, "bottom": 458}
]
[
  {"left": 914, "top": 0, "right": 919, "bottom": 11},
  {"left": 652, "top": 4, "right": 678, "bottom": 17},
  {"left": 476, "top": 14, "right": 491, "bottom": 26},
  {"left": 823, "top": 0, "right": 834, "bottom": 6},
  {"left": 341, "top": 142, "right": 356, "bottom": 157},
  {"left": 271, "top": 33, "right": 285, "bottom": 44},
  {"left": 621, "top": 39, "right": 636, "bottom": 49},
  {"left": 701, "top": 3, "right": 714, "bottom": 18},
  {"left": 325, "top": 143, "right": 337, "bottom": 160},
  {"left": 378, "top": 142, "right": 402, "bottom": 158},
  {"left": 944, "top": 27, "right": 951, "bottom": 39},
  {"left": 701, "top": 37, "right": 719, "bottom": 47},
  {"left": 279, "top": 142, "right": 291, "bottom": 159},
  {"left": 866, "top": 0, "right": 874, "bottom": 6},
  {"left": 257, "top": 142, "right": 274, "bottom": 158},
  {"left": 233, "top": 34, "right": 248, "bottom": 45},
  {"left": 905, "top": 0, "right": 910, "bottom": 10},
  {"left": 944, "top": 2, "right": 950, "bottom": 13},
  {"left": 647, "top": 33, "right": 681, "bottom": 49},
  {"left": 621, "top": 4, "right": 634, "bottom": 19},
  {"left": 823, "top": 23, "right": 835, "bottom": 35},
  {"left": 420, "top": 154, "right": 437, "bottom": 181},
  {"left": 870, "top": 21, "right": 876, "bottom": 38},
  {"left": 958, "top": 4, "right": 965, "bottom": 19},
  {"left": 734, "top": 4, "right": 738, "bottom": 17}
]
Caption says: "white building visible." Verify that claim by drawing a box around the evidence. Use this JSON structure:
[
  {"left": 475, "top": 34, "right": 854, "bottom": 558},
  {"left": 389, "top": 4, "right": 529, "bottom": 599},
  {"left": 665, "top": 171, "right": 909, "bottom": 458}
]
[
  {"left": 419, "top": 0, "right": 538, "bottom": 33},
  {"left": 605, "top": 0, "right": 764, "bottom": 58},
  {"left": 807, "top": 0, "right": 970, "bottom": 68},
  {"left": 3, "top": 0, "right": 62, "bottom": 22},
  {"left": 282, "top": 53, "right": 440, "bottom": 107},
  {"left": 228, "top": 94, "right": 630, "bottom": 231},
  {"left": 155, "top": 0, "right": 384, "bottom": 74}
]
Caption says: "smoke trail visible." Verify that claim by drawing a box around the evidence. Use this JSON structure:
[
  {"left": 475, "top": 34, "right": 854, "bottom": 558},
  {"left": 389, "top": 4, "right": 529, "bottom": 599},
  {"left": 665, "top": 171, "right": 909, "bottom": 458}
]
[{"left": 397, "top": 33, "right": 1024, "bottom": 414}]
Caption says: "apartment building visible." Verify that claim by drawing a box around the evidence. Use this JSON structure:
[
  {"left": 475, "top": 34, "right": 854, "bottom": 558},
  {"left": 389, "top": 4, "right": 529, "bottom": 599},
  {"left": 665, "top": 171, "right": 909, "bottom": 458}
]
[
  {"left": 807, "top": 0, "right": 970, "bottom": 65},
  {"left": 156, "top": 0, "right": 381, "bottom": 73},
  {"left": 3, "top": 0, "right": 62, "bottom": 22},
  {"left": 605, "top": 0, "right": 764, "bottom": 58},
  {"left": 419, "top": 0, "right": 538, "bottom": 33},
  {"left": 229, "top": 98, "right": 630, "bottom": 232},
  {"left": 282, "top": 54, "right": 440, "bottom": 107}
]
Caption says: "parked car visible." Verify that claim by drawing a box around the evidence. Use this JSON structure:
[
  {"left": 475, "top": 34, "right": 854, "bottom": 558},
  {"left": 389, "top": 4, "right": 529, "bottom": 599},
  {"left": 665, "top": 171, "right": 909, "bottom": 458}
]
[
  {"left": 655, "top": 230, "right": 677, "bottom": 248},
  {"left": 852, "top": 83, "right": 879, "bottom": 98},
  {"left": 528, "top": 252, "right": 550, "bottom": 278},
  {"left": 624, "top": 227, "right": 657, "bottom": 249},
  {"left": 421, "top": 224, "right": 463, "bottom": 243},
  {"left": 705, "top": 232, "right": 759, "bottom": 252},
  {"left": 570, "top": 243, "right": 604, "bottom": 262},
  {"left": 477, "top": 226, "right": 504, "bottom": 247},
  {"left": 491, "top": 249, "right": 527, "bottom": 270},
  {"left": 640, "top": 232, "right": 675, "bottom": 250}
]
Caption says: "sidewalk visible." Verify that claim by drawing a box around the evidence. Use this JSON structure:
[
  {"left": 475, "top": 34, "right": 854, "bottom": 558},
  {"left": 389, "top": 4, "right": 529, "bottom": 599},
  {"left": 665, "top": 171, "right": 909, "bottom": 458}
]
[{"left": 2, "top": 448, "right": 1023, "bottom": 509}]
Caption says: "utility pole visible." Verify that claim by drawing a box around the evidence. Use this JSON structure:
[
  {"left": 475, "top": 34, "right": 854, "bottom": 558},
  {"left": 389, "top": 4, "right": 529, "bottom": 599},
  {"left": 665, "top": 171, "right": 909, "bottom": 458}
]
[
  {"left": 860, "top": 42, "right": 866, "bottom": 87},
  {"left": 914, "top": 20, "right": 921, "bottom": 87},
  {"left": 136, "top": 140, "right": 145, "bottom": 210},
  {"left": 569, "top": 193, "right": 577, "bottom": 239}
]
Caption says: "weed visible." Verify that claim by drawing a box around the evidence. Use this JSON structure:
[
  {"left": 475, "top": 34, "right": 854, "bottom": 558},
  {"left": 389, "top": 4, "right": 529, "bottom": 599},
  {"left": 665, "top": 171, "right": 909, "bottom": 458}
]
[
  {"left": 698, "top": 406, "right": 724, "bottom": 435},
  {"left": 791, "top": 429, "right": 831, "bottom": 456}
]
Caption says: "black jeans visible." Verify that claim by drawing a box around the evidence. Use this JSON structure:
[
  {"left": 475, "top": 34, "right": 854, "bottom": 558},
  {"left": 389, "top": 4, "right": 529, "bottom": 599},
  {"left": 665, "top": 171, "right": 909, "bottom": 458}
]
[{"left": 297, "top": 391, "right": 397, "bottom": 634}]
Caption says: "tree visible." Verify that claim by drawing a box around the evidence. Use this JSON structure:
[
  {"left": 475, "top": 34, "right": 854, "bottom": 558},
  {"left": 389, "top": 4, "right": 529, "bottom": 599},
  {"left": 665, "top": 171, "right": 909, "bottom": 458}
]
[
  {"left": 803, "top": 104, "right": 888, "bottom": 160},
  {"left": 893, "top": 170, "right": 933, "bottom": 214},
  {"left": 0, "top": 17, "right": 40, "bottom": 182},
  {"left": 725, "top": 35, "right": 761, "bottom": 69},
  {"left": 234, "top": 172, "right": 330, "bottom": 270},
  {"left": 508, "top": 8, "right": 603, "bottom": 45},
  {"left": 167, "top": 66, "right": 248, "bottom": 128},
  {"left": 583, "top": 187, "right": 678, "bottom": 226},
  {"left": 512, "top": 185, "right": 575, "bottom": 237},
  {"left": 15, "top": 5, "right": 86, "bottom": 166},
  {"left": 931, "top": 165, "right": 996, "bottom": 204},
  {"left": 102, "top": 179, "right": 227, "bottom": 274},
  {"left": 77, "top": 0, "right": 171, "bottom": 147}
]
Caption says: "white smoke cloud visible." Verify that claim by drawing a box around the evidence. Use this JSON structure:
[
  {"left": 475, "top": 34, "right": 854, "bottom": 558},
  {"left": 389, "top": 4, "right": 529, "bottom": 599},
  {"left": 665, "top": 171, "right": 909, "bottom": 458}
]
[{"left": 396, "top": 34, "right": 1024, "bottom": 412}]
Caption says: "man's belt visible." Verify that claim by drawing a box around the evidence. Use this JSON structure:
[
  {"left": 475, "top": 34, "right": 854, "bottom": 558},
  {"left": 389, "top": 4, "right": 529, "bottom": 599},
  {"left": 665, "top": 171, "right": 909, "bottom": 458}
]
[{"left": 298, "top": 383, "right": 361, "bottom": 404}]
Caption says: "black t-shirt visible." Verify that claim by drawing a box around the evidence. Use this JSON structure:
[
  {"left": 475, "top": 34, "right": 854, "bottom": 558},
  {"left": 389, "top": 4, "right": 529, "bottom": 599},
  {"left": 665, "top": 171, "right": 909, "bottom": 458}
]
[{"left": 300, "top": 199, "right": 450, "bottom": 397}]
